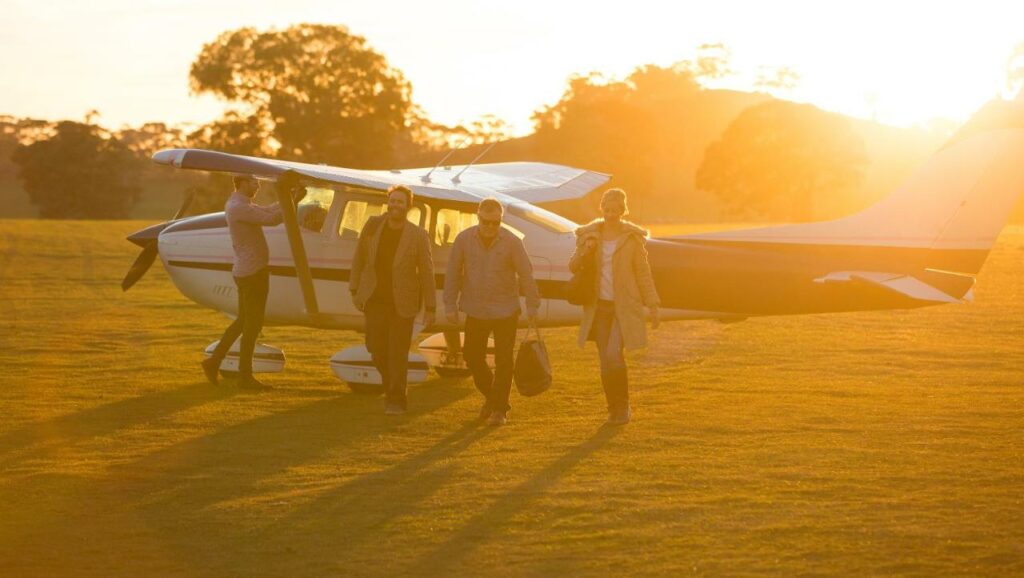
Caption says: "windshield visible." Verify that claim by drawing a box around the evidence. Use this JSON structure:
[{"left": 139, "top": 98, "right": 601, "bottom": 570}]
[{"left": 507, "top": 203, "right": 577, "bottom": 233}]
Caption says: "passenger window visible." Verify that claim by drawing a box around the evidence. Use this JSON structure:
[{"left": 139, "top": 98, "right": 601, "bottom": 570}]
[
  {"left": 433, "top": 208, "right": 524, "bottom": 245},
  {"left": 435, "top": 209, "right": 478, "bottom": 246},
  {"left": 338, "top": 200, "right": 385, "bottom": 239},
  {"left": 407, "top": 206, "right": 423, "bottom": 227}
]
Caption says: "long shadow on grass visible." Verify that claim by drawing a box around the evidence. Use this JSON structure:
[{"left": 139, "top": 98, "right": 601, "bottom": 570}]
[
  {"left": 408, "top": 425, "right": 622, "bottom": 575},
  {"left": 0, "top": 382, "right": 238, "bottom": 472},
  {"left": 263, "top": 420, "right": 492, "bottom": 554},
  {"left": 108, "top": 384, "right": 471, "bottom": 575},
  {"left": 117, "top": 381, "right": 471, "bottom": 507}
]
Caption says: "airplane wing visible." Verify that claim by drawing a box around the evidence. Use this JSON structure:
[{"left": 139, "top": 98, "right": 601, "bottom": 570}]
[
  {"left": 151, "top": 148, "right": 610, "bottom": 205},
  {"left": 813, "top": 269, "right": 975, "bottom": 304}
]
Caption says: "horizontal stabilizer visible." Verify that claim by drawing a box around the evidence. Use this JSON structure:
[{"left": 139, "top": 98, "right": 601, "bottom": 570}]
[{"left": 813, "top": 269, "right": 975, "bottom": 304}]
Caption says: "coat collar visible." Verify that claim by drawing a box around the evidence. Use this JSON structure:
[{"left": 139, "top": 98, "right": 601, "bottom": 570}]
[{"left": 575, "top": 219, "right": 649, "bottom": 244}]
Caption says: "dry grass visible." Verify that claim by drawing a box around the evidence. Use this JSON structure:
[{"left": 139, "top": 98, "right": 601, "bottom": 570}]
[{"left": 0, "top": 219, "right": 1021, "bottom": 576}]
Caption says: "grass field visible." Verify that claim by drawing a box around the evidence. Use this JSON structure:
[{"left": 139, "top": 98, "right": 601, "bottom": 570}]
[{"left": 0, "top": 220, "right": 1021, "bottom": 577}]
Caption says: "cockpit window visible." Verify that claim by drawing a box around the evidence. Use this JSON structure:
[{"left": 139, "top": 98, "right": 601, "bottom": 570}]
[
  {"left": 297, "top": 187, "right": 334, "bottom": 232},
  {"left": 507, "top": 203, "right": 577, "bottom": 233}
]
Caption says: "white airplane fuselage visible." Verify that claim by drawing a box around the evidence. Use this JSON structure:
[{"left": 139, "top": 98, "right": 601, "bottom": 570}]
[{"left": 156, "top": 194, "right": 723, "bottom": 331}]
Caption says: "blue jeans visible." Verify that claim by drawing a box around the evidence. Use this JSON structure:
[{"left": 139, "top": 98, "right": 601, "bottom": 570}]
[
  {"left": 211, "top": 268, "right": 270, "bottom": 376},
  {"left": 591, "top": 300, "right": 628, "bottom": 411}
]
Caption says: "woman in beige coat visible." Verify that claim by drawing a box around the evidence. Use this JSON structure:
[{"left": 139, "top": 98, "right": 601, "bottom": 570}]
[{"left": 569, "top": 188, "right": 660, "bottom": 425}]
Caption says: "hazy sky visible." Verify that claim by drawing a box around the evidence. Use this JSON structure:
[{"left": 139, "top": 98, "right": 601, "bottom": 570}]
[{"left": 2, "top": 0, "right": 1023, "bottom": 135}]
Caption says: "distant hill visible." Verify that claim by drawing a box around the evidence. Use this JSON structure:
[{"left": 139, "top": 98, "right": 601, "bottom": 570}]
[{"left": 406, "top": 90, "right": 955, "bottom": 224}]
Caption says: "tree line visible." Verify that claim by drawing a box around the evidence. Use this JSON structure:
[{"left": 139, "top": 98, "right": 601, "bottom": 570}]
[{"left": 5, "top": 24, "right": 1022, "bottom": 222}]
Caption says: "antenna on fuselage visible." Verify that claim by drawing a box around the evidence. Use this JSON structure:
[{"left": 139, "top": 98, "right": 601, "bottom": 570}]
[
  {"left": 451, "top": 142, "right": 496, "bottom": 184},
  {"left": 421, "top": 136, "right": 471, "bottom": 184}
]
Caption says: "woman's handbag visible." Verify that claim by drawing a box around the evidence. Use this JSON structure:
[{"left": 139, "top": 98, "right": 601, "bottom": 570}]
[
  {"left": 514, "top": 324, "right": 552, "bottom": 397},
  {"left": 565, "top": 256, "right": 595, "bottom": 306}
]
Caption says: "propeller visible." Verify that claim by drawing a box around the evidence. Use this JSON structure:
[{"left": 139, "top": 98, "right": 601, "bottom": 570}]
[{"left": 121, "top": 189, "right": 195, "bottom": 291}]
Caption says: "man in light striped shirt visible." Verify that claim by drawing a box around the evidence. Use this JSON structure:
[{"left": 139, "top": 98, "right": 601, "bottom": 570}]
[{"left": 201, "top": 174, "right": 303, "bottom": 389}]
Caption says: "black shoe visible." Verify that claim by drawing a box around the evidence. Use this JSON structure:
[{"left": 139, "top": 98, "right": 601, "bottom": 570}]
[
  {"left": 201, "top": 357, "right": 220, "bottom": 385},
  {"left": 238, "top": 375, "right": 272, "bottom": 390}
]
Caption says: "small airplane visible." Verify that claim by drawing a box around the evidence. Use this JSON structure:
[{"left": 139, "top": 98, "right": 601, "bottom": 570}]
[{"left": 123, "top": 97, "right": 1024, "bottom": 388}]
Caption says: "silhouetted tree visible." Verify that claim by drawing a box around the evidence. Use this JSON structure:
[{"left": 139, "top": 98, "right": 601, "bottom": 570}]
[
  {"left": 532, "top": 63, "right": 727, "bottom": 219},
  {"left": 696, "top": 100, "right": 867, "bottom": 221},
  {"left": 755, "top": 66, "right": 800, "bottom": 92},
  {"left": 116, "top": 122, "right": 189, "bottom": 158},
  {"left": 189, "top": 24, "right": 414, "bottom": 168},
  {"left": 12, "top": 121, "right": 141, "bottom": 219}
]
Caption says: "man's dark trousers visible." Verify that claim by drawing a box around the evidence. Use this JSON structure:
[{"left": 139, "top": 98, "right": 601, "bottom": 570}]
[
  {"left": 365, "top": 300, "right": 416, "bottom": 409},
  {"left": 464, "top": 313, "right": 518, "bottom": 413},
  {"left": 210, "top": 268, "right": 270, "bottom": 376}
]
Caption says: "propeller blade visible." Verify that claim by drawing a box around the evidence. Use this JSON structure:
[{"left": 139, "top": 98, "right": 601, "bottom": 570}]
[
  {"left": 121, "top": 242, "right": 158, "bottom": 291},
  {"left": 172, "top": 189, "right": 196, "bottom": 221}
]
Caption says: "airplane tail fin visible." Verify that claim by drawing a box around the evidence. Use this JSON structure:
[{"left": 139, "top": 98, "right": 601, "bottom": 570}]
[{"left": 687, "top": 97, "right": 1024, "bottom": 275}]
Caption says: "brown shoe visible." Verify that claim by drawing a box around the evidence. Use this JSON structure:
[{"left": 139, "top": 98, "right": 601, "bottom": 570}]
[
  {"left": 478, "top": 402, "right": 492, "bottom": 420},
  {"left": 238, "top": 375, "right": 272, "bottom": 391},
  {"left": 488, "top": 411, "right": 508, "bottom": 426},
  {"left": 201, "top": 357, "right": 220, "bottom": 385},
  {"left": 605, "top": 407, "right": 631, "bottom": 426}
]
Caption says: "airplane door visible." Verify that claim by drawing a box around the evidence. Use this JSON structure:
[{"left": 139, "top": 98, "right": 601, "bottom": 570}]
[
  {"left": 319, "top": 192, "right": 429, "bottom": 319},
  {"left": 529, "top": 254, "right": 551, "bottom": 322}
]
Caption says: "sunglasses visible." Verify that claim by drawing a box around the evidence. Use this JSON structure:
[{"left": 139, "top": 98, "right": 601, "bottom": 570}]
[{"left": 479, "top": 218, "right": 502, "bottom": 227}]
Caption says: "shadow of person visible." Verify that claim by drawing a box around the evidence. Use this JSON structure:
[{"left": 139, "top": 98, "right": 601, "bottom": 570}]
[
  {"left": 0, "top": 381, "right": 473, "bottom": 577},
  {"left": 407, "top": 425, "right": 622, "bottom": 574},
  {"left": 263, "top": 419, "right": 493, "bottom": 551},
  {"left": 0, "top": 382, "right": 239, "bottom": 473}
]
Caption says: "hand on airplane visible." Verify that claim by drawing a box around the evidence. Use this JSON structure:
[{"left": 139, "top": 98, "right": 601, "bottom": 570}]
[
  {"left": 422, "top": 310, "right": 435, "bottom": 328},
  {"left": 446, "top": 311, "right": 459, "bottom": 325},
  {"left": 649, "top": 306, "right": 660, "bottom": 330}
]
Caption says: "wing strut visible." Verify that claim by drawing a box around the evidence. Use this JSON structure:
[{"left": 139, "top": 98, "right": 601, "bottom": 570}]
[{"left": 276, "top": 171, "right": 320, "bottom": 320}]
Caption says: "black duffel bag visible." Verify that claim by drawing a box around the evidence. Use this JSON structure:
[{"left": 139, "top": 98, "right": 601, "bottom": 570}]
[
  {"left": 514, "top": 325, "right": 552, "bottom": 397},
  {"left": 565, "top": 257, "right": 595, "bottom": 306}
]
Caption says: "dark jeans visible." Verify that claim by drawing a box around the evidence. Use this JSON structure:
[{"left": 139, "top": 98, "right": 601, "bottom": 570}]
[
  {"left": 592, "top": 300, "right": 628, "bottom": 411},
  {"left": 464, "top": 313, "right": 519, "bottom": 413},
  {"left": 365, "top": 300, "right": 416, "bottom": 409},
  {"left": 211, "top": 268, "right": 270, "bottom": 377}
]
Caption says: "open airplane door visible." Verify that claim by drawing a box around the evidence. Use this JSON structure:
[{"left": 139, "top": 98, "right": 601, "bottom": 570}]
[
  {"left": 529, "top": 255, "right": 551, "bottom": 322},
  {"left": 275, "top": 171, "right": 321, "bottom": 324}
]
